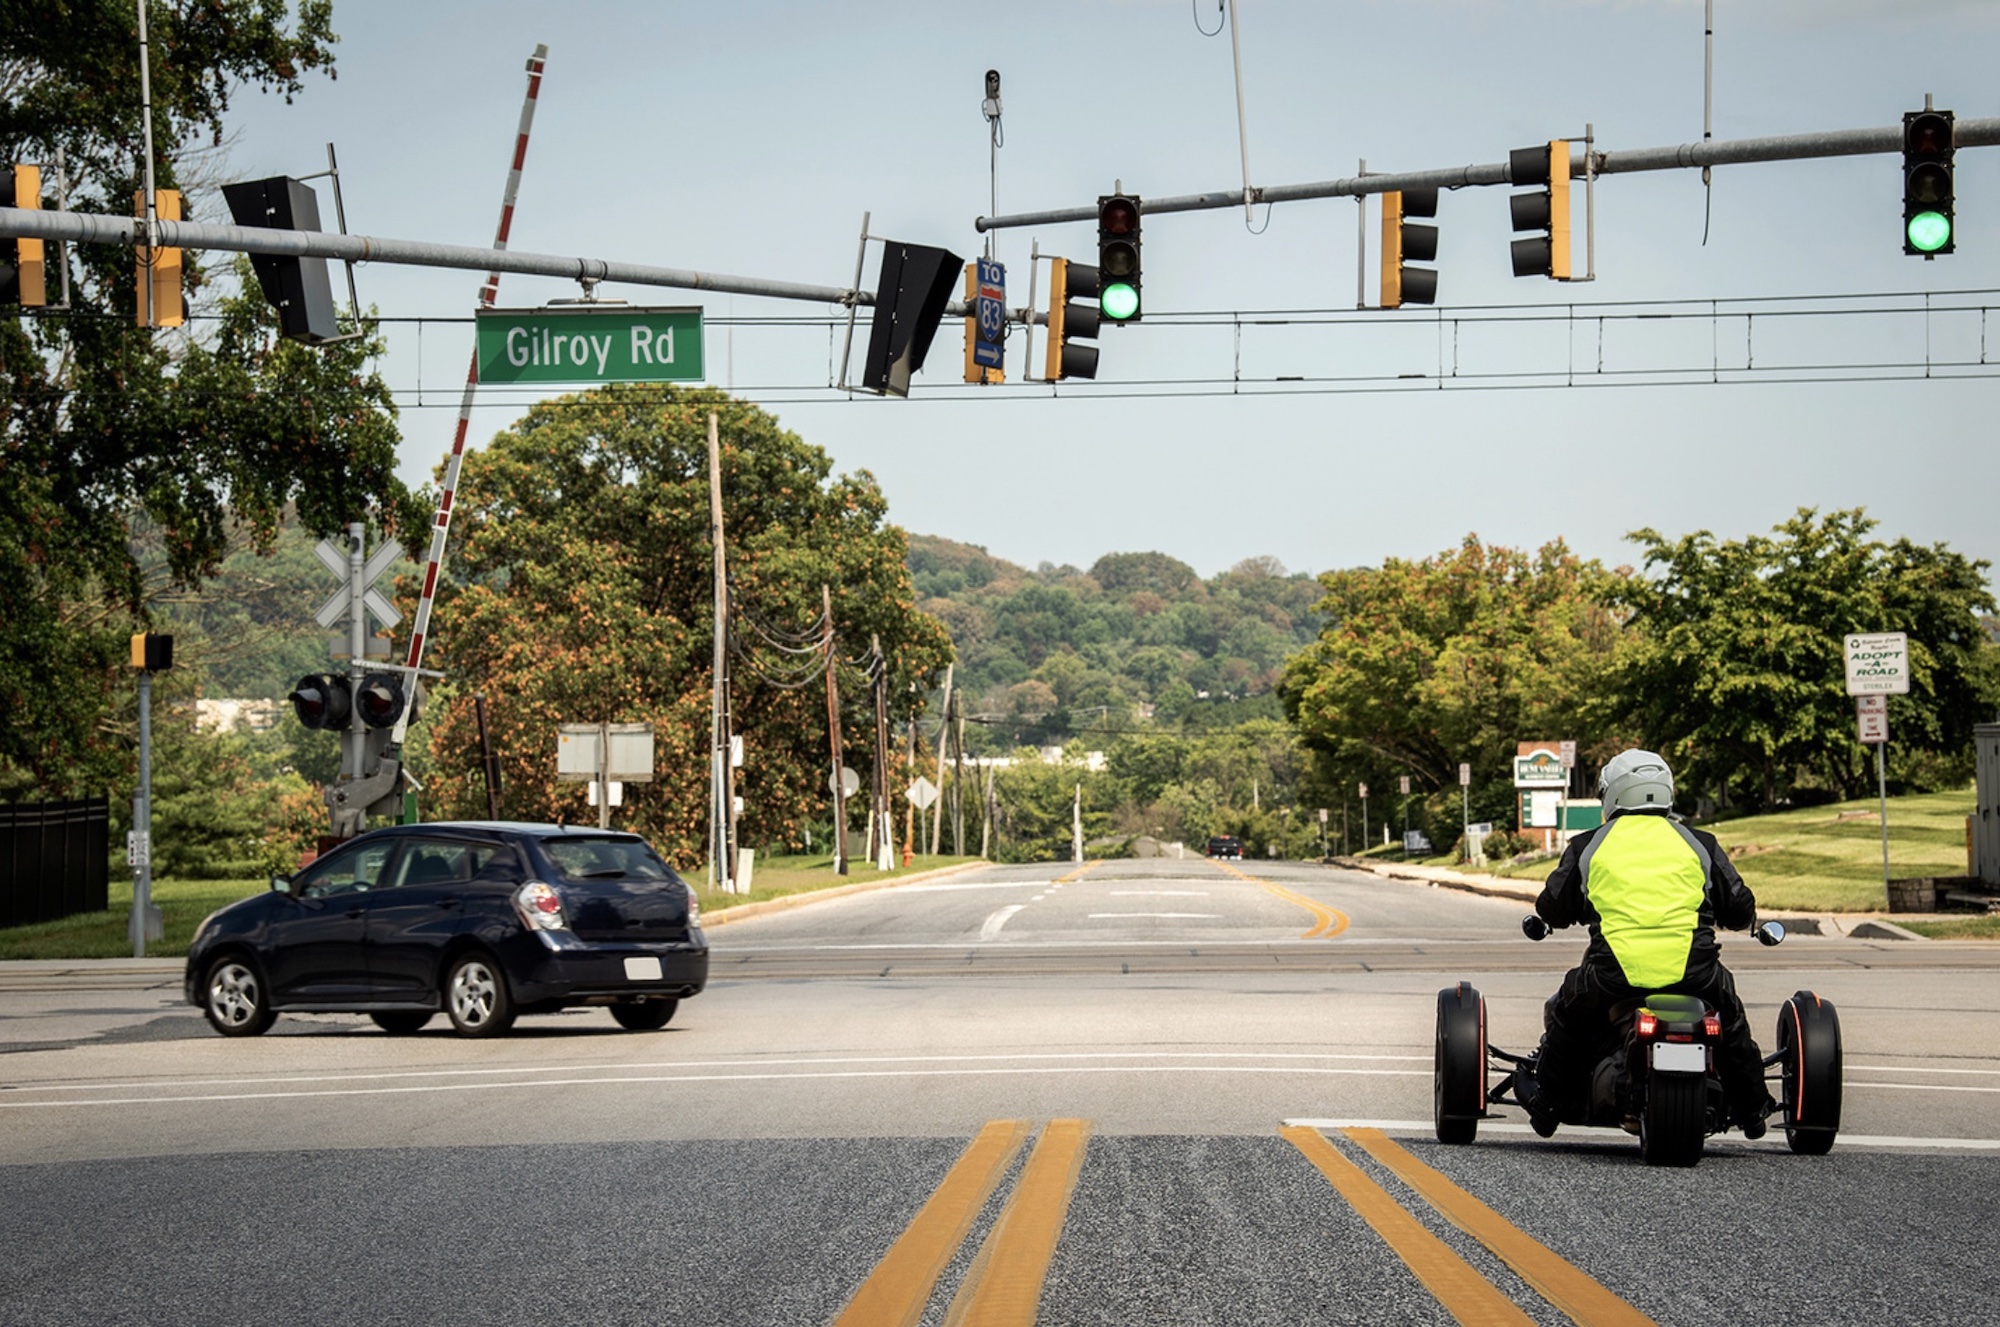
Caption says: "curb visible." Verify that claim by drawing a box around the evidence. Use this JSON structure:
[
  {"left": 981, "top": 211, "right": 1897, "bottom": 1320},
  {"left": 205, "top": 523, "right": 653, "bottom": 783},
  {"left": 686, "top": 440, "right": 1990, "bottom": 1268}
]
[{"left": 698, "top": 860, "right": 989, "bottom": 929}]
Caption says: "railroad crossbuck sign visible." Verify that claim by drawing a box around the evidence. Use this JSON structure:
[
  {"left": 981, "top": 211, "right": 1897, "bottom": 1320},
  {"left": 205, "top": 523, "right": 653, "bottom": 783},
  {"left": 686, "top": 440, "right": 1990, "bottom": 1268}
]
[
  {"left": 1843, "top": 632, "right": 1911, "bottom": 696},
  {"left": 475, "top": 307, "right": 705, "bottom": 385},
  {"left": 313, "top": 535, "right": 401, "bottom": 637}
]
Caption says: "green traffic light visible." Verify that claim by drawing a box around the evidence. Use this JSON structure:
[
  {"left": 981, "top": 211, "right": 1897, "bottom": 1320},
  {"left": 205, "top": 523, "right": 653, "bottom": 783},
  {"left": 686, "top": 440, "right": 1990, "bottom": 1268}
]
[
  {"left": 1907, "top": 211, "right": 1952, "bottom": 253},
  {"left": 1100, "top": 282, "right": 1139, "bottom": 321}
]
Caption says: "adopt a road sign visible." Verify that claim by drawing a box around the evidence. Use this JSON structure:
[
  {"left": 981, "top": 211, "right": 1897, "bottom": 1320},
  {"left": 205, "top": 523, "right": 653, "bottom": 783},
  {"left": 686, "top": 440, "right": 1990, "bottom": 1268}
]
[{"left": 1843, "top": 631, "right": 1910, "bottom": 696}]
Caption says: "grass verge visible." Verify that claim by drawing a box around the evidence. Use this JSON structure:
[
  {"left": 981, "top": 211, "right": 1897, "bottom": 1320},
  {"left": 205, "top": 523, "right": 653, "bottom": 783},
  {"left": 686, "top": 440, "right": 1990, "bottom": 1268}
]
[{"left": 1894, "top": 915, "right": 2000, "bottom": 940}]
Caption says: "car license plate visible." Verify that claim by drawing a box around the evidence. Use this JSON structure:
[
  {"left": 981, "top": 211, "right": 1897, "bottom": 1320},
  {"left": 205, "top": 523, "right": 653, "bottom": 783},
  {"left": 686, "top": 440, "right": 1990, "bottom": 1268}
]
[
  {"left": 623, "top": 956, "right": 663, "bottom": 982},
  {"left": 1651, "top": 1041, "right": 1707, "bottom": 1073}
]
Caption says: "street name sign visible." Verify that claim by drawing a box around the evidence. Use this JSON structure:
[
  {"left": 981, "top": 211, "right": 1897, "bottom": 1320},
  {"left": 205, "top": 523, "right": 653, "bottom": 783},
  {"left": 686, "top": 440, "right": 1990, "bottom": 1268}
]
[
  {"left": 1844, "top": 632, "right": 1910, "bottom": 696},
  {"left": 476, "top": 307, "right": 705, "bottom": 385}
]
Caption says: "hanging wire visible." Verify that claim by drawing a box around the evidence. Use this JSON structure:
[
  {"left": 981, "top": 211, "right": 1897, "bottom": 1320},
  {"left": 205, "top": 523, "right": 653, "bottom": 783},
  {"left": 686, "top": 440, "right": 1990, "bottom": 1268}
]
[{"left": 1192, "top": 0, "right": 1224, "bottom": 37}]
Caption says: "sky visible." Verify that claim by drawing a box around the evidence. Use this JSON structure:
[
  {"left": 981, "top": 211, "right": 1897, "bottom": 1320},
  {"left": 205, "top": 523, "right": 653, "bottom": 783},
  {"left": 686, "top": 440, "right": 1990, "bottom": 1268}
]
[{"left": 216, "top": 0, "right": 1998, "bottom": 585}]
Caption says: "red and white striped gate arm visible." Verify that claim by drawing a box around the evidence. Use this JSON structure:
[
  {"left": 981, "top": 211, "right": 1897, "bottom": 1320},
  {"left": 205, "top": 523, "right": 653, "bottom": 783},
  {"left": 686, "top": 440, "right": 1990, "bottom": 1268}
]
[{"left": 394, "top": 43, "right": 548, "bottom": 747}]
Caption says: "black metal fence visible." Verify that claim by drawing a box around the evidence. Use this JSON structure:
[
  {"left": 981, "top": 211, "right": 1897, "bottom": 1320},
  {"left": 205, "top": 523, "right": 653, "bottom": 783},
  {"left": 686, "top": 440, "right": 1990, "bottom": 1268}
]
[{"left": 0, "top": 798, "right": 111, "bottom": 928}]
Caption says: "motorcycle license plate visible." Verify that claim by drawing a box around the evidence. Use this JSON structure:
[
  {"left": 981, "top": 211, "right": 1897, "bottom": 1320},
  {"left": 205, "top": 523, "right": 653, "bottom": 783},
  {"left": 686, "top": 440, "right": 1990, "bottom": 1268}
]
[{"left": 1650, "top": 1042, "right": 1707, "bottom": 1073}]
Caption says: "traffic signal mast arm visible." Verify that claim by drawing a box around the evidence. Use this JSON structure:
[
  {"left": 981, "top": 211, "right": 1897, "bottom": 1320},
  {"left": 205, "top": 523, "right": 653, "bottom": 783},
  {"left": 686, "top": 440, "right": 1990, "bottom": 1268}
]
[{"left": 974, "top": 116, "right": 2000, "bottom": 231}]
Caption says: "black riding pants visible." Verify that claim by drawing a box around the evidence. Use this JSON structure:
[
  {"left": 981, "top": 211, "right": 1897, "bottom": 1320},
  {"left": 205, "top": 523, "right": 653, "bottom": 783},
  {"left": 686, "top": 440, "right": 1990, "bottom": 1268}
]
[{"left": 1535, "top": 959, "right": 1767, "bottom": 1119}]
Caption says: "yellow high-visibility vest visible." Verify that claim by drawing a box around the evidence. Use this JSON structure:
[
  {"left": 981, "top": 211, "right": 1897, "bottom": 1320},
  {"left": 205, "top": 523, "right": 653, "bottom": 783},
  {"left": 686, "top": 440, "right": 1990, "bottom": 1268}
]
[{"left": 1578, "top": 813, "right": 1709, "bottom": 988}]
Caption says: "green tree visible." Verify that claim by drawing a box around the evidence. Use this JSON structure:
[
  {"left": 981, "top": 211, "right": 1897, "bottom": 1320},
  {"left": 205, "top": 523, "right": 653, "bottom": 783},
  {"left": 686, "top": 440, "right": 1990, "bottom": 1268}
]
[
  {"left": 418, "top": 385, "right": 953, "bottom": 866},
  {"left": 1606, "top": 508, "right": 1998, "bottom": 808}
]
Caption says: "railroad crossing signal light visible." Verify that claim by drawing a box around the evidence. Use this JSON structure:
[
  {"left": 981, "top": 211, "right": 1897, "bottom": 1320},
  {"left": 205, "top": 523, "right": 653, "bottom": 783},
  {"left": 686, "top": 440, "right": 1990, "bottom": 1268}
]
[
  {"left": 1508, "top": 141, "right": 1571, "bottom": 280},
  {"left": 289, "top": 673, "right": 352, "bottom": 730},
  {"left": 1381, "top": 187, "right": 1439, "bottom": 308},
  {"left": 1, "top": 164, "right": 46, "bottom": 308},
  {"left": 221, "top": 176, "right": 341, "bottom": 342},
  {"left": 133, "top": 188, "right": 184, "bottom": 327},
  {"left": 1097, "top": 194, "right": 1142, "bottom": 322},
  {"left": 1903, "top": 109, "right": 1955, "bottom": 256},
  {"left": 1043, "top": 257, "right": 1101, "bottom": 381},
  {"left": 355, "top": 673, "right": 408, "bottom": 730},
  {"left": 859, "top": 239, "right": 962, "bottom": 397}
]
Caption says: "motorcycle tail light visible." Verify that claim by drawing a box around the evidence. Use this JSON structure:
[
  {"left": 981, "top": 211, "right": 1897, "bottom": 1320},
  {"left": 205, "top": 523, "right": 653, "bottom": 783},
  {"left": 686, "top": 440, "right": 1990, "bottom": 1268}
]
[
  {"left": 1703, "top": 1012, "right": 1722, "bottom": 1040},
  {"left": 512, "top": 880, "right": 567, "bottom": 932},
  {"left": 1635, "top": 1010, "right": 1660, "bottom": 1041}
]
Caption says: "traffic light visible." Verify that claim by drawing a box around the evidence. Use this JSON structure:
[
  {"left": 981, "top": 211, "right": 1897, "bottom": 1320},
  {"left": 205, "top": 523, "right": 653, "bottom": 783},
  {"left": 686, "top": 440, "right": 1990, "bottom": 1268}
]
[
  {"left": 1, "top": 164, "right": 46, "bottom": 308},
  {"left": 1508, "top": 141, "right": 1571, "bottom": 280},
  {"left": 1097, "top": 194, "right": 1142, "bottom": 322},
  {"left": 859, "top": 240, "right": 962, "bottom": 397},
  {"left": 133, "top": 188, "right": 184, "bottom": 327},
  {"left": 355, "top": 672, "right": 407, "bottom": 730},
  {"left": 128, "top": 633, "right": 173, "bottom": 672},
  {"left": 289, "top": 673, "right": 352, "bottom": 730},
  {"left": 1043, "top": 258, "right": 1100, "bottom": 381},
  {"left": 1381, "top": 187, "right": 1439, "bottom": 308},
  {"left": 221, "top": 176, "right": 341, "bottom": 343},
  {"left": 1903, "top": 109, "right": 1955, "bottom": 257}
]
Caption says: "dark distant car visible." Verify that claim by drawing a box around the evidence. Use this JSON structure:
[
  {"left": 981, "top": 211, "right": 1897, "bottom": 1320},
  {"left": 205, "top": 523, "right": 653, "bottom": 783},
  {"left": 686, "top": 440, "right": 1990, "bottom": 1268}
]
[
  {"left": 185, "top": 822, "right": 707, "bottom": 1038},
  {"left": 1205, "top": 835, "right": 1244, "bottom": 860}
]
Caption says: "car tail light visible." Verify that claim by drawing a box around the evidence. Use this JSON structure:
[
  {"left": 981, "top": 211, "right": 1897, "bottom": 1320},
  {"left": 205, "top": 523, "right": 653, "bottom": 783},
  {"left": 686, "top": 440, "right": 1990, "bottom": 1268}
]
[
  {"left": 1634, "top": 1010, "right": 1660, "bottom": 1041},
  {"left": 512, "top": 881, "right": 567, "bottom": 932},
  {"left": 1703, "top": 1012, "right": 1722, "bottom": 1040},
  {"left": 684, "top": 880, "right": 701, "bottom": 927}
]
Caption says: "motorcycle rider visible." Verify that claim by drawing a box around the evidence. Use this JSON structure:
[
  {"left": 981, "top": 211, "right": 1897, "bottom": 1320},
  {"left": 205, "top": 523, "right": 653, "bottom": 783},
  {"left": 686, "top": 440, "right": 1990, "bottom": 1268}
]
[{"left": 1519, "top": 748, "right": 1777, "bottom": 1138}]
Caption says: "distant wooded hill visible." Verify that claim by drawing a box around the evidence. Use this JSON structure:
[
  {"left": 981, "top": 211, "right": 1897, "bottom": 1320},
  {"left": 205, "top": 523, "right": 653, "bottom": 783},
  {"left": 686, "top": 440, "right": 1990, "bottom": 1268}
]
[{"left": 907, "top": 535, "right": 1324, "bottom": 748}]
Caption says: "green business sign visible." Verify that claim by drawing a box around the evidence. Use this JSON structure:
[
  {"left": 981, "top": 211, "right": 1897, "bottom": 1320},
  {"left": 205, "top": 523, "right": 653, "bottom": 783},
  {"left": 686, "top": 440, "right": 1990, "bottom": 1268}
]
[{"left": 475, "top": 307, "right": 705, "bottom": 385}]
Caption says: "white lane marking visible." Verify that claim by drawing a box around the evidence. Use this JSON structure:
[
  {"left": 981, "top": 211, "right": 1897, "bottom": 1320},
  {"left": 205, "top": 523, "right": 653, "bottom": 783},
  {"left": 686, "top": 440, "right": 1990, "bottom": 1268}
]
[
  {"left": 2, "top": 1063, "right": 1434, "bottom": 1110},
  {"left": 1847, "top": 1081, "right": 2000, "bottom": 1094},
  {"left": 1110, "top": 890, "right": 1212, "bottom": 897},
  {"left": 1850, "top": 1064, "right": 2000, "bottom": 1076},
  {"left": 2, "top": 1048, "right": 1436, "bottom": 1095},
  {"left": 891, "top": 880, "right": 1053, "bottom": 894},
  {"left": 1284, "top": 1118, "right": 2000, "bottom": 1151},
  {"left": 978, "top": 905, "right": 1026, "bottom": 941},
  {"left": 1086, "top": 912, "right": 1220, "bottom": 919}
]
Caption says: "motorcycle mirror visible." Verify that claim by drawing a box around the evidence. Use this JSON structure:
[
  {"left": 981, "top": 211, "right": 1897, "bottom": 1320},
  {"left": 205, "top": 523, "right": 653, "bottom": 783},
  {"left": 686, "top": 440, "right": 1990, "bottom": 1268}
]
[
  {"left": 1756, "top": 920, "right": 1785, "bottom": 947},
  {"left": 1522, "top": 914, "right": 1551, "bottom": 942}
]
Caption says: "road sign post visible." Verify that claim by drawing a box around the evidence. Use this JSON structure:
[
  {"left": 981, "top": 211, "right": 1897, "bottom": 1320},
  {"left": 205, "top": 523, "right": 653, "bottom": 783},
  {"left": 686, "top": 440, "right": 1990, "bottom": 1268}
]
[
  {"left": 1458, "top": 761, "right": 1471, "bottom": 860},
  {"left": 1845, "top": 633, "right": 1910, "bottom": 901}
]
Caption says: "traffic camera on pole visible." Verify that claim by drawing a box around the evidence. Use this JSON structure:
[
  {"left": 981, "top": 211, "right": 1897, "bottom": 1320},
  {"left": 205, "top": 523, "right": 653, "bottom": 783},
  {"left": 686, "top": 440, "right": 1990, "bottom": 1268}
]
[
  {"left": 1043, "top": 258, "right": 1101, "bottom": 381},
  {"left": 1381, "top": 187, "right": 1439, "bottom": 308},
  {"left": 1509, "top": 141, "right": 1571, "bottom": 280},
  {"left": 1902, "top": 109, "right": 1954, "bottom": 257},
  {"left": 1097, "top": 194, "right": 1142, "bottom": 322}
]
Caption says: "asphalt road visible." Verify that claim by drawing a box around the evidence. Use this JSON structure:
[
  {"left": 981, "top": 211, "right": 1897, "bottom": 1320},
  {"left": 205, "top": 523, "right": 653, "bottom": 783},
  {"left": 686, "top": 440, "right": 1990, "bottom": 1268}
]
[{"left": 4, "top": 857, "right": 1999, "bottom": 1326}]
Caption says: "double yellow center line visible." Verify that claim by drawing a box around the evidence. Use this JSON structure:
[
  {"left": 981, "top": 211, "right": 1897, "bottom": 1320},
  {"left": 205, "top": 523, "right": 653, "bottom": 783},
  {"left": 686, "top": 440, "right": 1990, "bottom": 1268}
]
[
  {"left": 838, "top": 1119, "right": 1654, "bottom": 1326},
  {"left": 1211, "top": 860, "right": 1350, "bottom": 938}
]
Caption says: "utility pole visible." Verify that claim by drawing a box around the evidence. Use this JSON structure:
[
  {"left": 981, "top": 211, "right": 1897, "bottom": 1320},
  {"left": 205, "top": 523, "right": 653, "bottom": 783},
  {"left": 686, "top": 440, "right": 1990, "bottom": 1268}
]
[
  {"left": 823, "top": 585, "right": 847, "bottom": 875},
  {"left": 980, "top": 760, "right": 995, "bottom": 859},
  {"left": 474, "top": 693, "right": 500, "bottom": 820},
  {"left": 904, "top": 707, "right": 919, "bottom": 866},
  {"left": 952, "top": 687, "right": 967, "bottom": 856},
  {"left": 707, "top": 412, "right": 732, "bottom": 893},
  {"left": 870, "top": 634, "right": 891, "bottom": 871},
  {"left": 929, "top": 663, "right": 953, "bottom": 855}
]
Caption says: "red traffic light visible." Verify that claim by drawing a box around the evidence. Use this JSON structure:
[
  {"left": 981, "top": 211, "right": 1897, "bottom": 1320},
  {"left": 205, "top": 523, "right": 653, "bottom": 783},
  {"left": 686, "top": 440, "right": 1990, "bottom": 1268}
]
[
  {"left": 1099, "top": 196, "right": 1139, "bottom": 237},
  {"left": 355, "top": 673, "right": 407, "bottom": 729}
]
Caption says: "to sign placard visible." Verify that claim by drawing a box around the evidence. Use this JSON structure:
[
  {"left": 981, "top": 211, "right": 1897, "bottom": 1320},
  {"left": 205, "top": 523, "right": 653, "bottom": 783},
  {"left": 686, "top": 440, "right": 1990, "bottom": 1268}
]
[
  {"left": 972, "top": 258, "right": 1005, "bottom": 371},
  {"left": 1843, "top": 631, "right": 1910, "bottom": 696},
  {"left": 476, "top": 307, "right": 705, "bottom": 385}
]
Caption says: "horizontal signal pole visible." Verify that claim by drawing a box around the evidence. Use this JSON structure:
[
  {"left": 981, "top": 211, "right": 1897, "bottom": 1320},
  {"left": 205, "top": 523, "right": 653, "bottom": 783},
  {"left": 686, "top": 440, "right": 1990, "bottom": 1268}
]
[
  {"left": 0, "top": 205, "right": 978, "bottom": 317},
  {"left": 975, "top": 116, "right": 2000, "bottom": 231}
]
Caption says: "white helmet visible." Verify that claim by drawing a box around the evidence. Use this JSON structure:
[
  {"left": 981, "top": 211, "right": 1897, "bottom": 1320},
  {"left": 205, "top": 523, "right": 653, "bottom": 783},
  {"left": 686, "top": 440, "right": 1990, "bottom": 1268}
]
[{"left": 1599, "top": 748, "right": 1674, "bottom": 814}]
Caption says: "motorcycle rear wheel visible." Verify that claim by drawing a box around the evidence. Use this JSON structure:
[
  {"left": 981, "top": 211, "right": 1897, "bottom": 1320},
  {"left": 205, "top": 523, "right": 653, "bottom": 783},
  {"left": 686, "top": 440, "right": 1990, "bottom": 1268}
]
[
  {"left": 1639, "top": 1070, "right": 1706, "bottom": 1167},
  {"left": 1433, "top": 982, "right": 1486, "bottom": 1145},
  {"left": 1778, "top": 991, "right": 1842, "bottom": 1155}
]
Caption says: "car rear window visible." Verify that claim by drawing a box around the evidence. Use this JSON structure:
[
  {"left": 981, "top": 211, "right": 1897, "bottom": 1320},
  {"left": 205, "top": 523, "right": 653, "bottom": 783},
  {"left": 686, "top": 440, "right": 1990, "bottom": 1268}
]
[{"left": 538, "top": 836, "right": 675, "bottom": 882}]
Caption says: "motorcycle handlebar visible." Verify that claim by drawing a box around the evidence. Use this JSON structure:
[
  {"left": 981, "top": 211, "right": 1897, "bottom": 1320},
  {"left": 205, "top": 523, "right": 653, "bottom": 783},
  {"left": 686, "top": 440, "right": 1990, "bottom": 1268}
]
[{"left": 1521, "top": 914, "right": 1551, "bottom": 941}]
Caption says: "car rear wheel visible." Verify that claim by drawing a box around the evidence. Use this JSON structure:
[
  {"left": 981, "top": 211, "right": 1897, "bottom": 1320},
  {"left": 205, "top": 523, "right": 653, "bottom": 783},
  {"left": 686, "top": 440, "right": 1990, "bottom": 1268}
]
[
  {"left": 202, "top": 956, "right": 276, "bottom": 1037},
  {"left": 370, "top": 1011, "right": 434, "bottom": 1035},
  {"left": 443, "top": 953, "right": 515, "bottom": 1037},
  {"left": 610, "top": 999, "right": 678, "bottom": 1031}
]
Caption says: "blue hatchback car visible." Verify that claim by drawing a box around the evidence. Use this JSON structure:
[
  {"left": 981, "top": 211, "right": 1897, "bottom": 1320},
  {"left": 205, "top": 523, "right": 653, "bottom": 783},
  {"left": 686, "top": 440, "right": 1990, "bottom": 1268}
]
[{"left": 185, "top": 822, "right": 708, "bottom": 1038}]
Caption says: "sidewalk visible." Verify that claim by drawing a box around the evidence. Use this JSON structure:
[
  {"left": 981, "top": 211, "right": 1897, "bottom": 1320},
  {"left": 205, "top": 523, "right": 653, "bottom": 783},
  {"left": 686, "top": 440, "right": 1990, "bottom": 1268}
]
[{"left": 1325, "top": 855, "right": 1928, "bottom": 940}]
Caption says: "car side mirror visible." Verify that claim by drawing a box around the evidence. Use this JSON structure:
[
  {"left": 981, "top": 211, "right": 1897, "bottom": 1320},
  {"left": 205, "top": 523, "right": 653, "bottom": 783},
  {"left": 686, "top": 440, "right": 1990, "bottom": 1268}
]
[
  {"left": 269, "top": 876, "right": 291, "bottom": 894},
  {"left": 1755, "top": 920, "right": 1785, "bottom": 947},
  {"left": 1522, "top": 914, "right": 1551, "bottom": 941}
]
